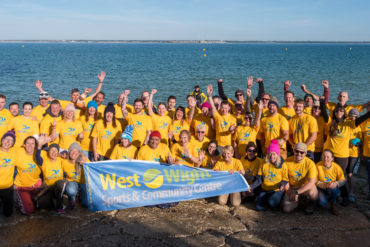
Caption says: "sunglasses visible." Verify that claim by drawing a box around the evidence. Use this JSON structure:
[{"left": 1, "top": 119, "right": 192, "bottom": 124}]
[
  {"left": 294, "top": 150, "right": 305, "bottom": 154},
  {"left": 313, "top": 106, "right": 320, "bottom": 109},
  {"left": 197, "top": 131, "right": 205, "bottom": 134},
  {"left": 236, "top": 94, "right": 244, "bottom": 97},
  {"left": 244, "top": 116, "right": 253, "bottom": 120},
  {"left": 247, "top": 149, "right": 257, "bottom": 153},
  {"left": 40, "top": 93, "right": 48, "bottom": 96},
  {"left": 262, "top": 98, "right": 270, "bottom": 101}
]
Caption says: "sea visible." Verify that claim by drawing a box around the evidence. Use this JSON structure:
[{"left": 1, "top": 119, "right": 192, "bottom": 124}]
[{"left": 0, "top": 42, "right": 369, "bottom": 111}]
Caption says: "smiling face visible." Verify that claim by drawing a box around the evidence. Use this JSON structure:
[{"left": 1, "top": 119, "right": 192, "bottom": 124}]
[
  {"left": 24, "top": 138, "right": 36, "bottom": 154},
  {"left": 1, "top": 136, "right": 14, "bottom": 150},
  {"left": 323, "top": 150, "right": 333, "bottom": 168},
  {"left": 196, "top": 126, "right": 206, "bottom": 141},
  {"left": 149, "top": 136, "right": 160, "bottom": 149},
  {"left": 268, "top": 103, "right": 277, "bottom": 115},
  {"left": 88, "top": 106, "right": 96, "bottom": 117},
  {"left": 294, "top": 149, "right": 306, "bottom": 163},
  {"left": 121, "top": 138, "right": 130, "bottom": 147},
  {"left": 39, "top": 98, "right": 49, "bottom": 107},
  {"left": 294, "top": 102, "right": 305, "bottom": 116},
  {"left": 335, "top": 108, "right": 345, "bottom": 119},
  {"left": 312, "top": 105, "right": 321, "bottom": 117},
  {"left": 305, "top": 97, "right": 313, "bottom": 107},
  {"left": 65, "top": 110, "right": 74, "bottom": 120},
  {"left": 69, "top": 148, "right": 80, "bottom": 161},
  {"left": 48, "top": 147, "right": 59, "bottom": 161},
  {"left": 168, "top": 98, "right": 176, "bottom": 110},
  {"left": 95, "top": 93, "right": 105, "bottom": 105},
  {"left": 220, "top": 102, "right": 230, "bottom": 115},
  {"left": 71, "top": 92, "right": 80, "bottom": 103},
  {"left": 222, "top": 150, "right": 233, "bottom": 163},
  {"left": 134, "top": 101, "right": 144, "bottom": 114},
  {"left": 179, "top": 132, "right": 189, "bottom": 146},
  {"left": 0, "top": 97, "right": 6, "bottom": 111},
  {"left": 175, "top": 109, "right": 184, "bottom": 120},
  {"left": 285, "top": 92, "right": 294, "bottom": 107},
  {"left": 10, "top": 104, "right": 20, "bottom": 117},
  {"left": 208, "top": 142, "right": 217, "bottom": 155},
  {"left": 105, "top": 112, "right": 114, "bottom": 123},
  {"left": 338, "top": 92, "right": 348, "bottom": 105},
  {"left": 158, "top": 104, "right": 167, "bottom": 116},
  {"left": 51, "top": 103, "right": 61, "bottom": 116}
]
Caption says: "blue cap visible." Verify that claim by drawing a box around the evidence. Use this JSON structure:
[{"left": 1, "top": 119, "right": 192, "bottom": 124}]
[
  {"left": 87, "top": 100, "right": 98, "bottom": 110},
  {"left": 121, "top": 125, "right": 134, "bottom": 142}
]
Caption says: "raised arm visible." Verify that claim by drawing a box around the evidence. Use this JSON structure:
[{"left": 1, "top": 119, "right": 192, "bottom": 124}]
[
  {"left": 284, "top": 80, "right": 291, "bottom": 92},
  {"left": 187, "top": 98, "right": 196, "bottom": 124},
  {"left": 255, "top": 78, "right": 265, "bottom": 103},
  {"left": 254, "top": 100, "right": 263, "bottom": 128},
  {"left": 207, "top": 84, "right": 218, "bottom": 116},
  {"left": 301, "top": 84, "right": 319, "bottom": 101},
  {"left": 121, "top": 90, "right": 130, "bottom": 118},
  {"left": 245, "top": 89, "right": 254, "bottom": 113},
  {"left": 217, "top": 78, "right": 229, "bottom": 101},
  {"left": 321, "top": 80, "right": 329, "bottom": 104},
  {"left": 88, "top": 71, "right": 105, "bottom": 99},
  {"left": 147, "top": 89, "right": 157, "bottom": 117},
  {"left": 320, "top": 96, "right": 329, "bottom": 123}
]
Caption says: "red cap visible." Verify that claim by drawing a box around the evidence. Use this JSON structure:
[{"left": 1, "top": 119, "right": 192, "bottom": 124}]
[{"left": 150, "top": 130, "right": 161, "bottom": 140}]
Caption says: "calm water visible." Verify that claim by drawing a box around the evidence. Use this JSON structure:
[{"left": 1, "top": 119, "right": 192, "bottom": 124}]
[{"left": 0, "top": 43, "right": 369, "bottom": 110}]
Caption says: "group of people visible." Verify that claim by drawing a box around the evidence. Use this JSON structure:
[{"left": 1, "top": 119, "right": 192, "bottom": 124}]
[{"left": 0, "top": 71, "right": 369, "bottom": 217}]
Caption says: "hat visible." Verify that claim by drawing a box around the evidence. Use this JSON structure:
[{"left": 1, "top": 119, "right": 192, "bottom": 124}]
[
  {"left": 86, "top": 100, "right": 98, "bottom": 110},
  {"left": 348, "top": 108, "right": 360, "bottom": 117},
  {"left": 150, "top": 130, "right": 161, "bottom": 140},
  {"left": 304, "top": 94, "right": 314, "bottom": 101},
  {"left": 104, "top": 102, "right": 115, "bottom": 115},
  {"left": 194, "top": 85, "right": 200, "bottom": 89},
  {"left": 267, "top": 139, "right": 280, "bottom": 156},
  {"left": 246, "top": 142, "right": 256, "bottom": 151},
  {"left": 313, "top": 100, "right": 320, "bottom": 107},
  {"left": 65, "top": 103, "right": 76, "bottom": 113},
  {"left": 235, "top": 89, "right": 244, "bottom": 96},
  {"left": 201, "top": 101, "right": 210, "bottom": 109},
  {"left": 268, "top": 100, "right": 279, "bottom": 109},
  {"left": 1, "top": 130, "right": 16, "bottom": 144},
  {"left": 294, "top": 142, "right": 307, "bottom": 154},
  {"left": 48, "top": 143, "right": 60, "bottom": 152},
  {"left": 39, "top": 91, "right": 49, "bottom": 100},
  {"left": 68, "top": 142, "right": 82, "bottom": 153},
  {"left": 121, "top": 125, "right": 134, "bottom": 142}
]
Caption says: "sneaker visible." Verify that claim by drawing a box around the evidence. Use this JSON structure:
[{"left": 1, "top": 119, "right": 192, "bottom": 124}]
[
  {"left": 69, "top": 200, "right": 76, "bottom": 209},
  {"left": 330, "top": 203, "right": 339, "bottom": 216},
  {"left": 57, "top": 205, "right": 66, "bottom": 214},
  {"left": 348, "top": 194, "right": 355, "bottom": 203}
]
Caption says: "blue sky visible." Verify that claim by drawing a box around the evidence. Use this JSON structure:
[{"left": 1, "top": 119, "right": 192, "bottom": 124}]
[{"left": 1, "top": 0, "right": 369, "bottom": 41}]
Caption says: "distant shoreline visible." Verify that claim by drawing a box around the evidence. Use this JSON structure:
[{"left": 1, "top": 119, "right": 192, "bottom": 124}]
[{"left": 0, "top": 40, "right": 370, "bottom": 44}]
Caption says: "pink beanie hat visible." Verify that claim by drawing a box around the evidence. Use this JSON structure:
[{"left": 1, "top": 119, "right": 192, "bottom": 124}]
[
  {"left": 65, "top": 103, "right": 76, "bottom": 113},
  {"left": 201, "top": 101, "right": 211, "bottom": 109},
  {"left": 267, "top": 139, "right": 280, "bottom": 156}
]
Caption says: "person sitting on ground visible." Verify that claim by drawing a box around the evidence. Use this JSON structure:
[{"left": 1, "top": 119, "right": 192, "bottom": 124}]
[
  {"left": 213, "top": 145, "right": 245, "bottom": 207},
  {"left": 171, "top": 130, "right": 201, "bottom": 167},
  {"left": 200, "top": 140, "right": 220, "bottom": 169},
  {"left": 190, "top": 124, "right": 210, "bottom": 155},
  {"left": 316, "top": 149, "right": 346, "bottom": 216},
  {"left": 282, "top": 143, "right": 318, "bottom": 215},
  {"left": 251, "top": 139, "right": 289, "bottom": 211},
  {"left": 137, "top": 131, "right": 174, "bottom": 163},
  {"left": 110, "top": 125, "right": 138, "bottom": 160}
]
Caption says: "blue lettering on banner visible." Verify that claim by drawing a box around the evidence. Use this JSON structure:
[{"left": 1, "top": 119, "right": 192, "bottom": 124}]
[{"left": 84, "top": 160, "right": 249, "bottom": 211}]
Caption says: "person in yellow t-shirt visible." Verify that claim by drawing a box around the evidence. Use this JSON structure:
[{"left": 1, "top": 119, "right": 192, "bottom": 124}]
[
  {"left": 249, "top": 140, "right": 289, "bottom": 211},
  {"left": 121, "top": 91, "right": 153, "bottom": 148},
  {"left": 62, "top": 142, "right": 90, "bottom": 208},
  {"left": 40, "top": 100, "right": 63, "bottom": 144},
  {"left": 14, "top": 136, "right": 42, "bottom": 215},
  {"left": 171, "top": 130, "right": 200, "bottom": 167},
  {"left": 55, "top": 104, "right": 83, "bottom": 151},
  {"left": 233, "top": 101, "right": 262, "bottom": 158},
  {"left": 91, "top": 103, "right": 122, "bottom": 161},
  {"left": 147, "top": 89, "right": 172, "bottom": 145},
  {"left": 278, "top": 90, "right": 296, "bottom": 121},
  {"left": 35, "top": 136, "right": 66, "bottom": 213},
  {"left": 200, "top": 140, "right": 221, "bottom": 169},
  {"left": 188, "top": 101, "right": 215, "bottom": 140},
  {"left": 110, "top": 125, "right": 138, "bottom": 160},
  {"left": 213, "top": 146, "right": 245, "bottom": 207},
  {"left": 115, "top": 93, "right": 134, "bottom": 119},
  {"left": 31, "top": 91, "right": 50, "bottom": 122},
  {"left": 312, "top": 98, "right": 330, "bottom": 163},
  {"left": 282, "top": 143, "right": 318, "bottom": 214},
  {"left": 79, "top": 100, "right": 99, "bottom": 161},
  {"left": 166, "top": 95, "right": 177, "bottom": 119},
  {"left": 326, "top": 91, "right": 366, "bottom": 116},
  {"left": 0, "top": 130, "right": 16, "bottom": 217},
  {"left": 190, "top": 124, "right": 210, "bottom": 155},
  {"left": 137, "top": 131, "right": 174, "bottom": 163},
  {"left": 8, "top": 102, "right": 40, "bottom": 147},
  {"left": 0, "top": 94, "right": 14, "bottom": 140},
  {"left": 9, "top": 102, "right": 20, "bottom": 117},
  {"left": 260, "top": 99, "right": 289, "bottom": 159},
  {"left": 207, "top": 84, "right": 237, "bottom": 147},
  {"left": 316, "top": 149, "right": 346, "bottom": 215},
  {"left": 169, "top": 106, "right": 190, "bottom": 144},
  {"left": 289, "top": 99, "right": 318, "bottom": 161}
]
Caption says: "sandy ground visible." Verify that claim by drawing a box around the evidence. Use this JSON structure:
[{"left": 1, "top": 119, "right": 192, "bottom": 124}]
[{"left": 1, "top": 165, "right": 369, "bottom": 247}]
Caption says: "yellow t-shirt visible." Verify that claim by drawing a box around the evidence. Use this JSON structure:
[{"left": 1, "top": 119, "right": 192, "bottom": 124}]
[
  {"left": 314, "top": 116, "right": 328, "bottom": 152},
  {"left": 171, "top": 142, "right": 199, "bottom": 167},
  {"left": 40, "top": 114, "right": 63, "bottom": 144},
  {"left": 152, "top": 114, "right": 171, "bottom": 144},
  {"left": 31, "top": 104, "right": 49, "bottom": 122},
  {"left": 79, "top": 116, "right": 96, "bottom": 152},
  {"left": 91, "top": 119, "right": 122, "bottom": 158},
  {"left": 185, "top": 107, "right": 202, "bottom": 118},
  {"left": 252, "top": 104, "right": 269, "bottom": 119},
  {"left": 14, "top": 148, "right": 41, "bottom": 187},
  {"left": 169, "top": 120, "right": 190, "bottom": 142},
  {"left": 137, "top": 143, "right": 170, "bottom": 163},
  {"left": 214, "top": 158, "right": 244, "bottom": 172},
  {"left": 289, "top": 113, "right": 318, "bottom": 152},
  {"left": 241, "top": 157, "right": 263, "bottom": 184},
  {"left": 327, "top": 102, "right": 363, "bottom": 116},
  {"left": 0, "top": 148, "right": 16, "bottom": 189},
  {"left": 190, "top": 136, "right": 210, "bottom": 154},
  {"left": 110, "top": 144, "right": 138, "bottom": 160},
  {"left": 59, "top": 99, "right": 85, "bottom": 119},
  {"left": 349, "top": 125, "right": 362, "bottom": 157},
  {"left": 234, "top": 115, "right": 245, "bottom": 127},
  {"left": 55, "top": 119, "right": 83, "bottom": 150},
  {"left": 213, "top": 112, "right": 237, "bottom": 147},
  {"left": 126, "top": 113, "right": 153, "bottom": 148},
  {"left": 62, "top": 159, "right": 81, "bottom": 183},
  {"left": 316, "top": 161, "right": 345, "bottom": 184},
  {"left": 260, "top": 113, "right": 289, "bottom": 149},
  {"left": 361, "top": 119, "right": 370, "bottom": 157},
  {"left": 114, "top": 104, "right": 134, "bottom": 119},
  {"left": 258, "top": 161, "right": 289, "bottom": 191},
  {"left": 233, "top": 125, "right": 259, "bottom": 157},
  {"left": 304, "top": 107, "right": 312, "bottom": 115},
  {"left": 191, "top": 114, "right": 215, "bottom": 140},
  {"left": 285, "top": 156, "right": 317, "bottom": 187},
  {"left": 40, "top": 151, "right": 64, "bottom": 186},
  {"left": 166, "top": 109, "right": 176, "bottom": 119},
  {"left": 278, "top": 106, "right": 296, "bottom": 120},
  {"left": 97, "top": 104, "right": 106, "bottom": 119},
  {"left": 8, "top": 115, "right": 40, "bottom": 147},
  {"left": 0, "top": 108, "right": 14, "bottom": 139},
  {"left": 200, "top": 153, "right": 221, "bottom": 169},
  {"left": 324, "top": 120, "right": 355, "bottom": 158}
]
